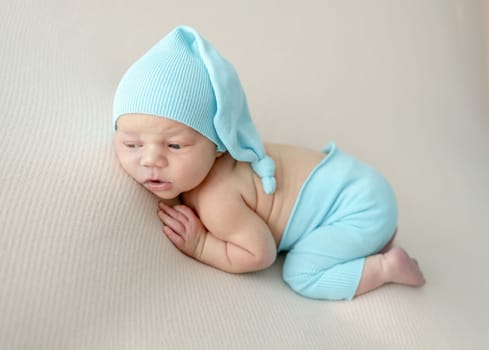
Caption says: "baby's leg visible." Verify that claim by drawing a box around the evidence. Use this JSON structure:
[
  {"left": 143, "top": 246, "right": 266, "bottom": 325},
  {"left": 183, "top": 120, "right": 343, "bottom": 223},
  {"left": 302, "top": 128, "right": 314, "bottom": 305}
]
[
  {"left": 355, "top": 247, "right": 425, "bottom": 297},
  {"left": 282, "top": 224, "right": 392, "bottom": 300},
  {"left": 282, "top": 224, "right": 421, "bottom": 300}
]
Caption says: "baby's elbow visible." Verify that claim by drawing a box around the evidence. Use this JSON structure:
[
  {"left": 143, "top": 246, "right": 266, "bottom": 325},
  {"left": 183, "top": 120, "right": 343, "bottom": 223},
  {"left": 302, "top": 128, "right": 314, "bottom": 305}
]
[
  {"left": 245, "top": 247, "right": 276, "bottom": 272},
  {"left": 258, "top": 249, "right": 277, "bottom": 270},
  {"left": 229, "top": 251, "right": 275, "bottom": 274},
  {"left": 226, "top": 242, "right": 277, "bottom": 273}
]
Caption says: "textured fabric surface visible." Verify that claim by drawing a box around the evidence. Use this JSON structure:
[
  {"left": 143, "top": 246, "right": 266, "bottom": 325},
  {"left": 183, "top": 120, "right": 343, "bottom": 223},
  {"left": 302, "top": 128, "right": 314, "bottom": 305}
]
[{"left": 1, "top": 0, "right": 488, "bottom": 349}]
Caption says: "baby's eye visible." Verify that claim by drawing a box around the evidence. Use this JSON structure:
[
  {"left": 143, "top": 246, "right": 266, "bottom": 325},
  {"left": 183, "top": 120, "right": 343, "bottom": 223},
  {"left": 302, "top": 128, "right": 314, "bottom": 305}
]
[
  {"left": 124, "top": 143, "right": 141, "bottom": 149},
  {"left": 168, "top": 144, "right": 182, "bottom": 150}
]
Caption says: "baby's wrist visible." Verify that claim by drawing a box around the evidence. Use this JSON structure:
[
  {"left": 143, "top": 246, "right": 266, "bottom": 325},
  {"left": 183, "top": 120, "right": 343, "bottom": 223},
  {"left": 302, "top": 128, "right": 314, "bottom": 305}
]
[{"left": 193, "top": 231, "right": 207, "bottom": 260}]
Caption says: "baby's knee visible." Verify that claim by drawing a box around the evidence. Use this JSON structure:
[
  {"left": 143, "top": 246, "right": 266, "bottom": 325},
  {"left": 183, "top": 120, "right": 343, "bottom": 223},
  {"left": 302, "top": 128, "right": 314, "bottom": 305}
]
[
  {"left": 282, "top": 254, "right": 363, "bottom": 300},
  {"left": 282, "top": 256, "right": 308, "bottom": 292}
]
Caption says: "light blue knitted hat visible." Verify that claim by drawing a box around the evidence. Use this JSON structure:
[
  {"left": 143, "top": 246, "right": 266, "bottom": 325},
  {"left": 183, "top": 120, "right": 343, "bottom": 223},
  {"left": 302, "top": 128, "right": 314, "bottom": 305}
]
[{"left": 113, "top": 26, "right": 276, "bottom": 194}]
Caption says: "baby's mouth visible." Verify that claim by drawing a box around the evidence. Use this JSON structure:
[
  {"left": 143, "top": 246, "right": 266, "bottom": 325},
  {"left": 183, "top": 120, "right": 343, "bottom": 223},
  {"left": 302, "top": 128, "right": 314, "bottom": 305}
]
[{"left": 143, "top": 179, "right": 171, "bottom": 191}]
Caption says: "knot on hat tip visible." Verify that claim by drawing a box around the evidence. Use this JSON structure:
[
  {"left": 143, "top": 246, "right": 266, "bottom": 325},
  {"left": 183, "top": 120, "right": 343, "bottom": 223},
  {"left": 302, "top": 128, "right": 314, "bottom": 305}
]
[
  {"left": 260, "top": 176, "right": 276, "bottom": 195},
  {"left": 251, "top": 156, "right": 276, "bottom": 194}
]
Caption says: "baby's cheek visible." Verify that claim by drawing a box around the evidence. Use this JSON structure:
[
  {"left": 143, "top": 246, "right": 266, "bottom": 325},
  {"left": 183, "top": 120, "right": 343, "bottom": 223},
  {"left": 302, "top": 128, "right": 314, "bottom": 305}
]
[{"left": 118, "top": 158, "right": 139, "bottom": 179}]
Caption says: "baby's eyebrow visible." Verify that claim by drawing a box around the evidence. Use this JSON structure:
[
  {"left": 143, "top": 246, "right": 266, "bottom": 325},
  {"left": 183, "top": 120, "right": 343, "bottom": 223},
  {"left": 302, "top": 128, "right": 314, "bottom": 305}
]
[
  {"left": 161, "top": 126, "right": 194, "bottom": 137},
  {"left": 117, "top": 129, "right": 138, "bottom": 136},
  {"left": 164, "top": 128, "right": 186, "bottom": 136}
]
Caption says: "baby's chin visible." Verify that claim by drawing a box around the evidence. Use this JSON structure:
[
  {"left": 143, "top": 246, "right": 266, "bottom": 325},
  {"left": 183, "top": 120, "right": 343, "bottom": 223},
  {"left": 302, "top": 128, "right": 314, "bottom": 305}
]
[
  {"left": 147, "top": 189, "right": 180, "bottom": 200},
  {"left": 148, "top": 188, "right": 182, "bottom": 201}
]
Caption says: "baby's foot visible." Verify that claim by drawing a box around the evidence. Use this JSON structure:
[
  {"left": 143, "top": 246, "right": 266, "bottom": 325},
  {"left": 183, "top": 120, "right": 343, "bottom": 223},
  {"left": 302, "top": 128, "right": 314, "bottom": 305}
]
[{"left": 383, "top": 247, "right": 425, "bottom": 286}]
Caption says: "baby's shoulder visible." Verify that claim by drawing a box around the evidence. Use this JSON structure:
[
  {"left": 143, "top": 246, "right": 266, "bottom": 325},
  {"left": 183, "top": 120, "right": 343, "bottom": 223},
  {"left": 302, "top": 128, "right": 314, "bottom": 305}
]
[{"left": 182, "top": 153, "right": 258, "bottom": 217}]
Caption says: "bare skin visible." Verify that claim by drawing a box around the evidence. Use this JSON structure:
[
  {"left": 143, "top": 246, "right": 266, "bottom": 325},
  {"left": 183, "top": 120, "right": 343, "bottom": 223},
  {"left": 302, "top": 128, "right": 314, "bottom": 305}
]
[
  {"left": 115, "top": 114, "right": 425, "bottom": 298},
  {"left": 356, "top": 247, "right": 425, "bottom": 296},
  {"left": 356, "top": 219, "right": 425, "bottom": 295}
]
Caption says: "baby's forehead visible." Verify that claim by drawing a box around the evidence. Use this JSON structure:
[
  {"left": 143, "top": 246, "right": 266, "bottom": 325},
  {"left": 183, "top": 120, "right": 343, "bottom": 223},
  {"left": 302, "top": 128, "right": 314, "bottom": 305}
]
[{"left": 117, "top": 114, "right": 193, "bottom": 135}]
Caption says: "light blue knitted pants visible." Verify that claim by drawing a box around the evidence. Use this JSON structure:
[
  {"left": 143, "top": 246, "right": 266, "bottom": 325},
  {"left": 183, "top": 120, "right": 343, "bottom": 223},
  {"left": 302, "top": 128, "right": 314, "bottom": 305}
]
[{"left": 278, "top": 143, "right": 397, "bottom": 300}]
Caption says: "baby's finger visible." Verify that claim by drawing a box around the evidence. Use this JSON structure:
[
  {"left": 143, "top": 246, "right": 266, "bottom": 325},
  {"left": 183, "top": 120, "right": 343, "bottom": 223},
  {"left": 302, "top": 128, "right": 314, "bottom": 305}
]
[
  {"left": 160, "top": 203, "right": 189, "bottom": 223},
  {"left": 159, "top": 201, "right": 171, "bottom": 210},
  {"left": 173, "top": 205, "right": 197, "bottom": 221},
  {"left": 162, "top": 225, "right": 184, "bottom": 248},
  {"left": 158, "top": 210, "right": 185, "bottom": 235}
]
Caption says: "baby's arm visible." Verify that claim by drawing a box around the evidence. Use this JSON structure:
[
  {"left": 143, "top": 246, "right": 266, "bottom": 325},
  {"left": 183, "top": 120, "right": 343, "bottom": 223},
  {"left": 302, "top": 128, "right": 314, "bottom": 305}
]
[{"left": 158, "top": 199, "right": 277, "bottom": 273}]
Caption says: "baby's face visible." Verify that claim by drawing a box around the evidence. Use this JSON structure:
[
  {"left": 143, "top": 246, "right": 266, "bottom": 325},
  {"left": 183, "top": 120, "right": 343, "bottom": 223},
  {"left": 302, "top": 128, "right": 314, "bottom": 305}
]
[{"left": 114, "top": 114, "right": 220, "bottom": 199}]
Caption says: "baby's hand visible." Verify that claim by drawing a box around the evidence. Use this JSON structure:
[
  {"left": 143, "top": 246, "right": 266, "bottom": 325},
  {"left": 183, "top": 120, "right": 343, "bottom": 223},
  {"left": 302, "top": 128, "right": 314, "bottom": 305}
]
[{"left": 158, "top": 202, "right": 206, "bottom": 259}]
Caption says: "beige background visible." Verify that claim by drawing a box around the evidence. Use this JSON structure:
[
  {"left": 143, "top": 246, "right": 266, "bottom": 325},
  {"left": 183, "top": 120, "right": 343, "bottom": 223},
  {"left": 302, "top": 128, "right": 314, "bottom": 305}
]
[{"left": 1, "top": 0, "right": 488, "bottom": 349}]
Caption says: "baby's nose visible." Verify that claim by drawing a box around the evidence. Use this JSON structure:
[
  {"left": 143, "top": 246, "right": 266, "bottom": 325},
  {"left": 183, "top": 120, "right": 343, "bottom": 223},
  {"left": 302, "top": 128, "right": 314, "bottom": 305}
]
[{"left": 140, "top": 146, "right": 167, "bottom": 168}]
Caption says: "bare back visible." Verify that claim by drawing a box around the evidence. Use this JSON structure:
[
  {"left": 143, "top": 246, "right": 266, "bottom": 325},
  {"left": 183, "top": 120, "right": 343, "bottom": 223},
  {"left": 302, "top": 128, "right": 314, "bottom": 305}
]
[{"left": 182, "top": 143, "right": 326, "bottom": 247}]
